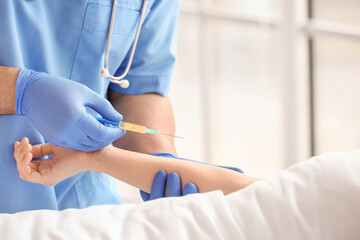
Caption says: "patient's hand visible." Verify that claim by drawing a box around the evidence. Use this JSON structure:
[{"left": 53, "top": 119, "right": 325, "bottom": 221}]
[{"left": 13, "top": 137, "right": 89, "bottom": 186}]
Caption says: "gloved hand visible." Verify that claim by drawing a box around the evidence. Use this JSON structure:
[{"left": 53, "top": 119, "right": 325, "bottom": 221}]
[
  {"left": 140, "top": 170, "right": 199, "bottom": 201},
  {"left": 140, "top": 152, "right": 243, "bottom": 201},
  {"left": 15, "top": 68, "right": 125, "bottom": 151}
]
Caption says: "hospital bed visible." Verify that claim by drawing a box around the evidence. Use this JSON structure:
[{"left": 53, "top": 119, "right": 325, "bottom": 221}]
[{"left": 1, "top": 151, "right": 359, "bottom": 239}]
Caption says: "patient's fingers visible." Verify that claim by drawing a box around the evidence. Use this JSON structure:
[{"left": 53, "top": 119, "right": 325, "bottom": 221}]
[
  {"left": 18, "top": 138, "right": 32, "bottom": 164},
  {"left": 20, "top": 152, "right": 33, "bottom": 177},
  {"left": 14, "top": 141, "right": 23, "bottom": 178},
  {"left": 22, "top": 152, "right": 33, "bottom": 168},
  {"left": 12, "top": 138, "right": 44, "bottom": 184},
  {"left": 22, "top": 167, "right": 42, "bottom": 184},
  {"left": 31, "top": 143, "right": 55, "bottom": 159},
  {"left": 13, "top": 139, "right": 24, "bottom": 161},
  {"left": 19, "top": 153, "right": 43, "bottom": 183},
  {"left": 13, "top": 141, "right": 21, "bottom": 160}
]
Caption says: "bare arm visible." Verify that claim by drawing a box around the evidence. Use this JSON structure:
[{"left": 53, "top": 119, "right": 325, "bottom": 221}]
[
  {"left": 108, "top": 90, "right": 177, "bottom": 155},
  {"left": 0, "top": 66, "right": 20, "bottom": 114},
  {"left": 14, "top": 138, "right": 259, "bottom": 195},
  {"left": 89, "top": 146, "right": 258, "bottom": 195}
]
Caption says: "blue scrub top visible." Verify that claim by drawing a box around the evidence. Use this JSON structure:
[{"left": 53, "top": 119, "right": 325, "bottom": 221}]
[{"left": 0, "top": 0, "right": 179, "bottom": 213}]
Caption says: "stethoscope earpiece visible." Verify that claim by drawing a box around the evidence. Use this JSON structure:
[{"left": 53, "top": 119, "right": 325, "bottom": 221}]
[
  {"left": 100, "top": 68, "right": 110, "bottom": 78},
  {"left": 119, "top": 79, "right": 130, "bottom": 89}
]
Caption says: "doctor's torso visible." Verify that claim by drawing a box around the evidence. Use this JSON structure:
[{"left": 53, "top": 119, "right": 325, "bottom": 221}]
[{"left": 0, "top": 0, "right": 156, "bottom": 213}]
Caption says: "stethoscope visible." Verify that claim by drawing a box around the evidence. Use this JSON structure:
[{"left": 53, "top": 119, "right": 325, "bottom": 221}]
[{"left": 100, "top": 0, "right": 149, "bottom": 89}]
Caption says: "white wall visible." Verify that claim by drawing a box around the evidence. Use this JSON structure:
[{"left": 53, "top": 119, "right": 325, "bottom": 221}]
[{"left": 118, "top": 0, "right": 360, "bottom": 202}]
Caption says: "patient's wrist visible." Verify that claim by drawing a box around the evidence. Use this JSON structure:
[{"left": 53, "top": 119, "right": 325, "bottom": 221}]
[{"left": 87, "top": 145, "right": 113, "bottom": 172}]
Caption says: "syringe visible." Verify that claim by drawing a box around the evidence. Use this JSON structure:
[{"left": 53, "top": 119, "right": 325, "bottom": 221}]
[{"left": 95, "top": 117, "right": 183, "bottom": 139}]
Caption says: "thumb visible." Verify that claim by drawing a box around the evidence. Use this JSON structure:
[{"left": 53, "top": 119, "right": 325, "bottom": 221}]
[
  {"left": 87, "top": 92, "right": 123, "bottom": 122},
  {"left": 31, "top": 143, "right": 55, "bottom": 159}
]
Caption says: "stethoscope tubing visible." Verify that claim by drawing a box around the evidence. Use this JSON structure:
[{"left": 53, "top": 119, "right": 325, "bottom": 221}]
[{"left": 101, "top": 0, "right": 149, "bottom": 87}]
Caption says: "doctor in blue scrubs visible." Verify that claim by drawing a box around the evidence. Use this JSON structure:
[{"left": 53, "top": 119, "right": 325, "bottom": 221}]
[{"left": 0, "top": 0, "right": 193, "bottom": 213}]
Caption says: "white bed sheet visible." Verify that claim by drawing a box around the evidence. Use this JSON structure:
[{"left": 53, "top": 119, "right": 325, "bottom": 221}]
[{"left": 1, "top": 151, "right": 360, "bottom": 239}]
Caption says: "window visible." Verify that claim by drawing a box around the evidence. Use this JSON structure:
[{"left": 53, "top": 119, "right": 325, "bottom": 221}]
[
  {"left": 172, "top": 1, "right": 283, "bottom": 177},
  {"left": 311, "top": 0, "right": 360, "bottom": 154},
  {"left": 171, "top": 0, "right": 360, "bottom": 177}
]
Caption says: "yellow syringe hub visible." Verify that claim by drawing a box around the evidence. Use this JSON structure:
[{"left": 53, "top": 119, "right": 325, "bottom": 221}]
[{"left": 118, "top": 122, "right": 147, "bottom": 134}]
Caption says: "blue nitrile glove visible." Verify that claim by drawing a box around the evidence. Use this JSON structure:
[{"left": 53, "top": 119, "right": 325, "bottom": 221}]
[
  {"left": 15, "top": 68, "right": 125, "bottom": 151},
  {"left": 140, "top": 153, "right": 243, "bottom": 201},
  {"left": 140, "top": 170, "right": 199, "bottom": 201}
]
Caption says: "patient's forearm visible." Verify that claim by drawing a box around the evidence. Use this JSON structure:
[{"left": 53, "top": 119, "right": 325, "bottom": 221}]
[{"left": 90, "top": 146, "right": 258, "bottom": 195}]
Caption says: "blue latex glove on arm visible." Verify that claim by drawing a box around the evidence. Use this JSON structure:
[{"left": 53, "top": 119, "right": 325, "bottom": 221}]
[
  {"left": 15, "top": 68, "right": 125, "bottom": 151},
  {"left": 140, "top": 170, "right": 198, "bottom": 201},
  {"left": 140, "top": 153, "right": 243, "bottom": 201}
]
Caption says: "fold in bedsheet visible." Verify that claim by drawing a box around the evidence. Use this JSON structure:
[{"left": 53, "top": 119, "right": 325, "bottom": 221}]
[{"left": 1, "top": 151, "right": 360, "bottom": 239}]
